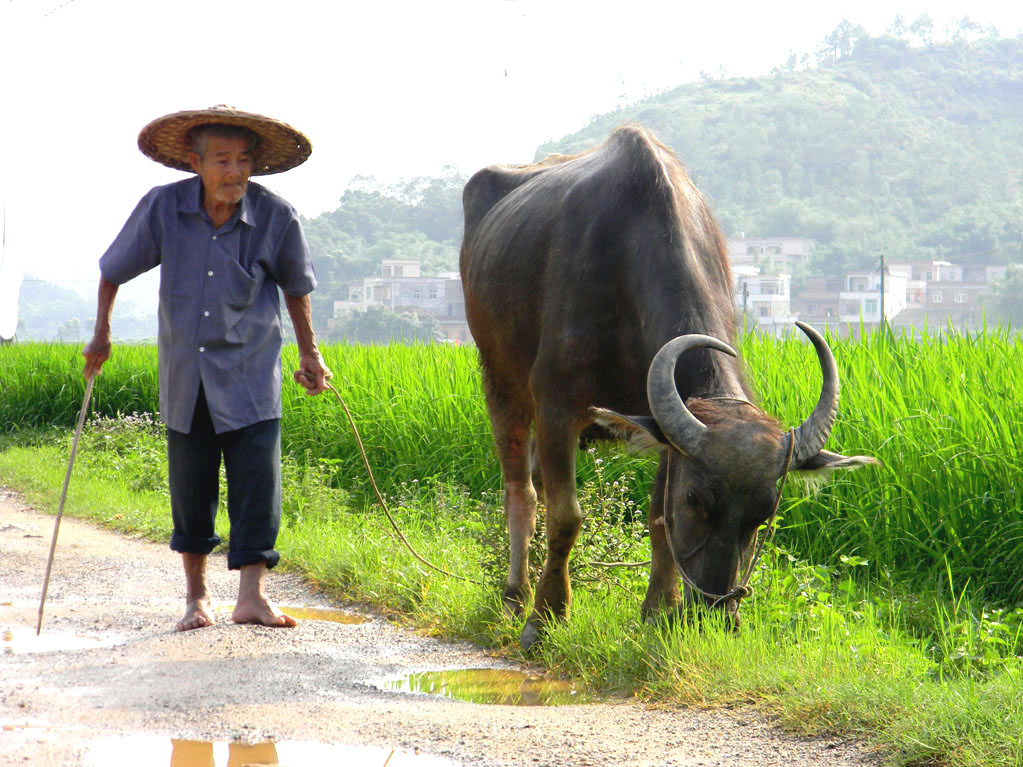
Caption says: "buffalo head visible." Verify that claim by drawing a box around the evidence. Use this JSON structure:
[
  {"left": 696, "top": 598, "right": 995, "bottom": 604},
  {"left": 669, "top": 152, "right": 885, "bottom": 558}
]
[{"left": 591, "top": 321, "right": 878, "bottom": 617}]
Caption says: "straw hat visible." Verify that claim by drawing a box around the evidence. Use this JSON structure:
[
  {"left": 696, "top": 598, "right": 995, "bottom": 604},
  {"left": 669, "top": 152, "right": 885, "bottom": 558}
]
[{"left": 137, "top": 105, "right": 312, "bottom": 175}]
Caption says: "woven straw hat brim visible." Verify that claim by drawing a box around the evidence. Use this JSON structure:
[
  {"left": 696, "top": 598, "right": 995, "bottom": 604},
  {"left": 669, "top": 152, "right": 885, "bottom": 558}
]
[{"left": 137, "top": 106, "right": 312, "bottom": 175}]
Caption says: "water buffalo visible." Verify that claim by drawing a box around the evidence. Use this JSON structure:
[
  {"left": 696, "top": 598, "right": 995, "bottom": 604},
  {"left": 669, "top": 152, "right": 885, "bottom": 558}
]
[{"left": 459, "top": 124, "right": 876, "bottom": 649}]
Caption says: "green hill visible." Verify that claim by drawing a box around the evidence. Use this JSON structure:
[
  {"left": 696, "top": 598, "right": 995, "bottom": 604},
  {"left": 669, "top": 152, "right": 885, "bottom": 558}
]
[
  {"left": 295, "top": 26, "right": 1023, "bottom": 329},
  {"left": 536, "top": 31, "right": 1023, "bottom": 272},
  {"left": 15, "top": 277, "right": 156, "bottom": 342}
]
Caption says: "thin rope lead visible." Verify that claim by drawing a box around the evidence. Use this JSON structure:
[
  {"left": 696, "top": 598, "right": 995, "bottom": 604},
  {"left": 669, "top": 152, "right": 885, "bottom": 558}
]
[
  {"left": 662, "top": 429, "right": 794, "bottom": 611},
  {"left": 323, "top": 382, "right": 483, "bottom": 586}
]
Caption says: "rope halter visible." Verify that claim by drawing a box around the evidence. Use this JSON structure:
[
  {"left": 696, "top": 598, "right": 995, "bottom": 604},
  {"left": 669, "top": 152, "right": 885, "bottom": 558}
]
[{"left": 661, "top": 428, "right": 795, "bottom": 612}]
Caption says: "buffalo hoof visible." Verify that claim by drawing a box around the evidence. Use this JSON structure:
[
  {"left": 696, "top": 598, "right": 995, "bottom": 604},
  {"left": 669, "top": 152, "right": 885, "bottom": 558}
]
[
  {"left": 643, "top": 606, "right": 684, "bottom": 627},
  {"left": 502, "top": 584, "right": 531, "bottom": 616},
  {"left": 519, "top": 622, "right": 542, "bottom": 652}
]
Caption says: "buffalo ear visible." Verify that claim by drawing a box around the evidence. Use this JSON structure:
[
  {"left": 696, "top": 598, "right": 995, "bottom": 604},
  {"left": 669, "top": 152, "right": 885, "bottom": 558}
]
[
  {"left": 589, "top": 407, "right": 668, "bottom": 454},
  {"left": 793, "top": 448, "right": 881, "bottom": 477}
]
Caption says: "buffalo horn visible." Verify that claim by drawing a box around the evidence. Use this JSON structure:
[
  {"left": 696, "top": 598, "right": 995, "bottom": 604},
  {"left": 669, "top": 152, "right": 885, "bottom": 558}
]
[
  {"left": 792, "top": 321, "right": 840, "bottom": 466},
  {"left": 646, "top": 334, "right": 737, "bottom": 455}
]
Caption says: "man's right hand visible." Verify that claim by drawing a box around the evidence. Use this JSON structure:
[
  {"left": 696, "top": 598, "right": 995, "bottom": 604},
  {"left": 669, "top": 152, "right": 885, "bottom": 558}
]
[
  {"left": 82, "top": 334, "right": 111, "bottom": 380},
  {"left": 84, "top": 276, "right": 119, "bottom": 379}
]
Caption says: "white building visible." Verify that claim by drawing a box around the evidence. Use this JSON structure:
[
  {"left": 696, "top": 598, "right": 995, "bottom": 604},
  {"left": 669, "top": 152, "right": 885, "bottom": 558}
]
[
  {"left": 838, "top": 267, "right": 909, "bottom": 325},
  {"left": 733, "top": 266, "right": 798, "bottom": 336}
]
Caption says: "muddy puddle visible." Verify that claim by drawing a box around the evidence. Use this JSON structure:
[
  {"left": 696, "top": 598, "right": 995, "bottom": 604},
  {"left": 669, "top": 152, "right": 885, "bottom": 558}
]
[
  {"left": 2, "top": 625, "right": 116, "bottom": 655},
  {"left": 273, "top": 605, "right": 370, "bottom": 625},
  {"left": 383, "top": 667, "right": 596, "bottom": 706},
  {"left": 79, "top": 735, "right": 457, "bottom": 766},
  {"left": 213, "top": 604, "right": 370, "bottom": 625}
]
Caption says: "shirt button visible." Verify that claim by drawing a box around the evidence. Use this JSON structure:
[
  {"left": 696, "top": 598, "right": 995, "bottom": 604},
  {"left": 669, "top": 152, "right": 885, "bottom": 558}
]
[
  {"left": 207, "top": 270, "right": 214, "bottom": 277},
  {"left": 212, "top": 235, "right": 218, "bottom": 240},
  {"left": 199, "top": 346, "right": 205, "bottom": 352},
  {"left": 203, "top": 311, "right": 210, "bottom": 317}
]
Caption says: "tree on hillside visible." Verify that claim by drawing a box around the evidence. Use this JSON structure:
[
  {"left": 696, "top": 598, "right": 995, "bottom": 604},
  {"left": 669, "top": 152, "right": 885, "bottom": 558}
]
[
  {"left": 886, "top": 14, "right": 908, "bottom": 39},
  {"left": 945, "top": 16, "right": 997, "bottom": 44},
  {"left": 57, "top": 317, "right": 82, "bottom": 342},
  {"left": 909, "top": 14, "right": 934, "bottom": 47},
  {"left": 817, "top": 20, "right": 867, "bottom": 65}
]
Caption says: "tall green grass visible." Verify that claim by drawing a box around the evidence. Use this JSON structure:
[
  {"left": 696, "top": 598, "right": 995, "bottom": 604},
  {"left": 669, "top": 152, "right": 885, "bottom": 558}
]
[
  {"left": 3, "top": 329, "right": 1022, "bottom": 606},
  {"left": 3, "top": 428, "right": 1020, "bottom": 767},
  {"left": 743, "top": 327, "right": 1023, "bottom": 604}
]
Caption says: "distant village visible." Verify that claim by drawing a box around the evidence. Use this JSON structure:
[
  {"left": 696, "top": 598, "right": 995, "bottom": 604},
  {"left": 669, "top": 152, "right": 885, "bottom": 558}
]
[{"left": 330, "top": 237, "right": 1010, "bottom": 343}]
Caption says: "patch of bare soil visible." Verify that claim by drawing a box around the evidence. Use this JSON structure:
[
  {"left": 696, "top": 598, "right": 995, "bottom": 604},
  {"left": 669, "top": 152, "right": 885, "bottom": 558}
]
[{"left": 0, "top": 487, "right": 880, "bottom": 766}]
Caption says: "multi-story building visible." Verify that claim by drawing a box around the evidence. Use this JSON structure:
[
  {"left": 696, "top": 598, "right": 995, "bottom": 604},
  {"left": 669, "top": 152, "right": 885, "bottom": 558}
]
[
  {"left": 727, "top": 236, "right": 812, "bottom": 275},
  {"left": 733, "top": 266, "right": 797, "bottom": 336},
  {"left": 838, "top": 266, "right": 909, "bottom": 326},
  {"left": 331, "top": 259, "right": 471, "bottom": 343},
  {"left": 331, "top": 250, "right": 1006, "bottom": 345},
  {"left": 727, "top": 236, "right": 810, "bottom": 335},
  {"left": 786, "top": 258, "right": 1005, "bottom": 335},
  {"left": 789, "top": 275, "right": 844, "bottom": 326},
  {"left": 888, "top": 259, "right": 1005, "bottom": 331}
]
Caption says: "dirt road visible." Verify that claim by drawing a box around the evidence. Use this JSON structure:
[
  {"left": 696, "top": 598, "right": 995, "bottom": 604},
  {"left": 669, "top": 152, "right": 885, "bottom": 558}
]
[{"left": 0, "top": 487, "right": 878, "bottom": 766}]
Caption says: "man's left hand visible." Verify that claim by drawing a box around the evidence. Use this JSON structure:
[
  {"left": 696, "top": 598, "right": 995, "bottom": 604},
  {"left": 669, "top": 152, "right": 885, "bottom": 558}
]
[{"left": 293, "top": 353, "right": 332, "bottom": 396}]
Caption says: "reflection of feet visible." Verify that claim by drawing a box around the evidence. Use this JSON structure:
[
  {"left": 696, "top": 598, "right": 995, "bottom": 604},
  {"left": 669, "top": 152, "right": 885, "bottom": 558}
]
[
  {"left": 177, "top": 599, "right": 215, "bottom": 631},
  {"left": 231, "top": 597, "right": 297, "bottom": 628}
]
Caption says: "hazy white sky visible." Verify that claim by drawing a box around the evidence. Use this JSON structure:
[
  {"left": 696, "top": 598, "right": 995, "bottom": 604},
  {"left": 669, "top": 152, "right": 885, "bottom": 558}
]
[{"left": 1, "top": 0, "right": 1022, "bottom": 318}]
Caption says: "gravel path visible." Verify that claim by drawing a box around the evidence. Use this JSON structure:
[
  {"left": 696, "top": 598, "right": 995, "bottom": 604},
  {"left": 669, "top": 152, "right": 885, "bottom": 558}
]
[{"left": 0, "top": 487, "right": 880, "bottom": 766}]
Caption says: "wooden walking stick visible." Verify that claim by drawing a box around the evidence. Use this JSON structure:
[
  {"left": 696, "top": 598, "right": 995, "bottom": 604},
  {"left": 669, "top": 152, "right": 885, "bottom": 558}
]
[{"left": 37, "top": 374, "right": 95, "bottom": 635}]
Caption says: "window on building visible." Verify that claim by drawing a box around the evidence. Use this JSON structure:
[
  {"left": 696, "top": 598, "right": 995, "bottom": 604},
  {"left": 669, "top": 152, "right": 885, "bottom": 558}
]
[
  {"left": 865, "top": 299, "right": 877, "bottom": 316},
  {"left": 382, "top": 266, "right": 392, "bottom": 277},
  {"left": 932, "top": 291, "right": 943, "bottom": 304},
  {"left": 759, "top": 305, "right": 769, "bottom": 317},
  {"left": 954, "top": 292, "right": 968, "bottom": 304},
  {"left": 429, "top": 286, "right": 438, "bottom": 300},
  {"left": 393, "top": 265, "right": 403, "bottom": 277},
  {"left": 412, "top": 289, "right": 421, "bottom": 300}
]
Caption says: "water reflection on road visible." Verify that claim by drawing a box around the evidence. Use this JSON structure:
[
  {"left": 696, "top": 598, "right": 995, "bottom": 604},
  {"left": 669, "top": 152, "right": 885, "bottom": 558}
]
[
  {"left": 81, "top": 735, "right": 457, "bottom": 766},
  {"left": 384, "top": 667, "right": 596, "bottom": 706}
]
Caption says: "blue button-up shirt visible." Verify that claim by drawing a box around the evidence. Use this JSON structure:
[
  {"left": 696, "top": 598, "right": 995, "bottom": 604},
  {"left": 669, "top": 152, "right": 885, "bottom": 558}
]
[{"left": 99, "top": 176, "right": 317, "bottom": 434}]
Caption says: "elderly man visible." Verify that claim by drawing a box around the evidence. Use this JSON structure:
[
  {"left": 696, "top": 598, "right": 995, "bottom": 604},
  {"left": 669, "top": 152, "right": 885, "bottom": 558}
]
[{"left": 83, "top": 106, "right": 330, "bottom": 631}]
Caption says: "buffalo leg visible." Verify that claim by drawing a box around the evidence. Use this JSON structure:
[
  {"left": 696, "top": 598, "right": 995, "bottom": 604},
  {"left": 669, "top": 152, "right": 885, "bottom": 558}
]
[
  {"left": 482, "top": 383, "right": 537, "bottom": 614},
  {"left": 502, "top": 473, "right": 537, "bottom": 614},
  {"left": 521, "top": 410, "right": 582, "bottom": 650},
  {"left": 642, "top": 459, "right": 682, "bottom": 619}
]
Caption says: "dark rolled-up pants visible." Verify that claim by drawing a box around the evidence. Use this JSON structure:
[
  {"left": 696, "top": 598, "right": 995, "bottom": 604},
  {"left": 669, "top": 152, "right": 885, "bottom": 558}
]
[{"left": 167, "top": 384, "right": 282, "bottom": 570}]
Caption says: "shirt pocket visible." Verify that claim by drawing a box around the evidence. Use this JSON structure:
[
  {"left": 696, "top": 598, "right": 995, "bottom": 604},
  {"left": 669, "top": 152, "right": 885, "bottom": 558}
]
[{"left": 222, "top": 255, "right": 264, "bottom": 311}]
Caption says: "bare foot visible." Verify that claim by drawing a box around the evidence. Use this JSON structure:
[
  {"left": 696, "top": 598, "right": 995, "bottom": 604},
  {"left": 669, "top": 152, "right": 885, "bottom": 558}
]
[
  {"left": 177, "top": 599, "right": 215, "bottom": 632},
  {"left": 233, "top": 561, "right": 297, "bottom": 628},
  {"left": 231, "top": 597, "right": 297, "bottom": 628}
]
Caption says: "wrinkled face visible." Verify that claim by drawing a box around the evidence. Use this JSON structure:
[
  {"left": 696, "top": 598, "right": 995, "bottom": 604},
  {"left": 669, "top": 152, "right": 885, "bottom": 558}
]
[
  {"left": 661, "top": 423, "right": 786, "bottom": 607},
  {"left": 188, "top": 135, "right": 254, "bottom": 209}
]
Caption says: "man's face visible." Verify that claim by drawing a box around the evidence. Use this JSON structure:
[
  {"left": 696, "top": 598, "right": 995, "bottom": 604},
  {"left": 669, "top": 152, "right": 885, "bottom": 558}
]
[{"left": 188, "top": 135, "right": 254, "bottom": 208}]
